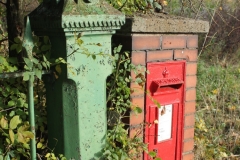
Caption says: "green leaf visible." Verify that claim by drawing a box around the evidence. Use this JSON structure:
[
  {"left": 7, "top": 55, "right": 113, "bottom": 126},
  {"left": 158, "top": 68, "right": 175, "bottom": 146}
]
[
  {"left": 43, "top": 55, "right": 47, "bottom": 62},
  {"left": 155, "top": 158, "right": 161, "bottom": 160},
  {"left": 14, "top": 37, "right": 21, "bottom": 44},
  {"left": 10, "top": 116, "right": 21, "bottom": 130},
  {"left": 16, "top": 44, "right": 22, "bottom": 53},
  {"left": 9, "top": 111, "right": 15, "bottom": 117},
  {"left": 7, "top": 100, "right": 15, "bottom": 107},
  {"left": 9, "top": 129, "right": 15, "bottom": 144},
  {"left": 23, "top": 72, "right": 30, "bottom": 81},
  {"left": 41, "top": 45, "right": 51, "bottom": 51},
  {"left": 32, "top": 57, "right": 39, "bottom": 64},
  {"left": 117, "top": 45, "right": 122, "bottom": 53},
  {"left": 135, "top": 107, "right": 142, "bottom": 113},
  {"left": 23, "top": 143, "right": 30, "bottom": 149},
  {"left": 22, "top": 131, "right": 34, "bottom": 139},
  {"left": 37, "top": 142, "right": 43, "bottom": 149},
  {"left": 149, "top": 151, "right": 156, "bottom": 157},
  {"left": 23, "top": 58, "right": 33, "bottom": 69},
  {"left": 10, "top": 44, "right": 18, "bottom": 51},
  {"left": 43, "top": 36, "right": 49, "bottom": 44},
  {"left": 7, "top": 57, "right": 18, "bottom": 65},
  {"left": 35, "top": 69, "right": 42, "bottom": 79}
]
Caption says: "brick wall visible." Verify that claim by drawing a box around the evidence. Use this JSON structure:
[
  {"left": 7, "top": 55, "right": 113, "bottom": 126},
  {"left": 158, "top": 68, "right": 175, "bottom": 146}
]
[{"left": 113, "top": 34, "right": 198, "bottom": 160}]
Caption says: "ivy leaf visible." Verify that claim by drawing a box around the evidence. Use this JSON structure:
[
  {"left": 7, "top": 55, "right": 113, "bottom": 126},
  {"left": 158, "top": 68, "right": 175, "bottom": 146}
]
[
  {"left": 10, "top": 116, "right": 21, "bottom": 130},
  {"left": 9, "top": 129, "right": 15, "bottom": 144},
  {"left": 0, "top": 116, "right": 8, "bottom": 129}
]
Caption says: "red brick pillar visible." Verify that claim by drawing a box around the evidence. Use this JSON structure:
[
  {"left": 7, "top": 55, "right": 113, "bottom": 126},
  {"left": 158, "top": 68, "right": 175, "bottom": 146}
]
[{"left": 113, "top": 16, "right": 209, "bottom": 160}]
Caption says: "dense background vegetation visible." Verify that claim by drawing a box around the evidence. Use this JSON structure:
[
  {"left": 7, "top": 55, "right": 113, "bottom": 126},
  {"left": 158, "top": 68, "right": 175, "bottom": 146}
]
[{"left": 0, "top": 0, "right": 240, "bottom": 159}]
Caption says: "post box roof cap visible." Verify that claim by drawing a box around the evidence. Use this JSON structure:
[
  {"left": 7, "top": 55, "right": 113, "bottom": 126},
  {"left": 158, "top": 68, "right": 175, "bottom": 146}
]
[{"left": 119, "top": 13, "right": 209, "bottom": 34}]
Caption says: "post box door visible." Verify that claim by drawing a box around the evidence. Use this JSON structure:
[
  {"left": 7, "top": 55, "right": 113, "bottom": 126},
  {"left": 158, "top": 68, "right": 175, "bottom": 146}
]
[
  {"left": 145, "top": 61, "right": 185, "bottom": 160},
  {"left": 148, "top": 103, "right": 179, "bottom": 159}
]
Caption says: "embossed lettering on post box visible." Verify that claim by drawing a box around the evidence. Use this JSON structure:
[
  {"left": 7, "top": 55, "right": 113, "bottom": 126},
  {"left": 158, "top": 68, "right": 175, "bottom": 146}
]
[{"left": 145, "top": 61, "right": 185, "bottom": 160}]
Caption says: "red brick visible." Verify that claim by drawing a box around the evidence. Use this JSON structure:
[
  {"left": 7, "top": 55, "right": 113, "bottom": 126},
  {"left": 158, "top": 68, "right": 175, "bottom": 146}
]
[
  {"left": 186, "top": 63, "right": 197, "bottom": 75},
  {"left": 185, "top": 88, "right": 196, "bottom": 101},
  {"left": 186, "top": 75, "right": 197, "bottom": 88},
  {"left": 132, "top": 35, "right": 161, "bottom": 50},
  {"left": 185, "top": 101, "right": 196, "bottom": 114},
  {"left": 185, "top": 114, "right": 195, "bottom": 127},
  {"left": 182, "top": 152, "right": 194, "bottom": 160},
  {"left": 162, "top": 35, "right": 187, "bottom": 49},
  {"left": 146, "top": 50, "right": 173, "bottom": 62},
  {"left": 132, "top": 51, "right": 146, "bottom": 65},
  {"left": 130, "top": 111, "right": 144, "bottom": 125},
  {"left": 174, "top": 49, "right": 198, "bottom": 62},
  {"left": 183, "top": 139, "right": 194, "bottom": 152},
  {"left": 131, "top": 67, "right": 146, "bottom": 81},
  {"left": 187, "top": 35, "right": 198, "bottom": 48},
  {"left": 184, "top": 127, "right": 194, "bottom": 140},
  {"left": 130, "top": 97, "right": 145, "bottom": 126},
  {"left": 130, "top": 82, "right": 144, "bottom": 97},
  {"left": 131, "top": 96, "right": 144, "bottom": 109},
  {"left": 129, "top": 124, "right": 143, "bottom": 138}
]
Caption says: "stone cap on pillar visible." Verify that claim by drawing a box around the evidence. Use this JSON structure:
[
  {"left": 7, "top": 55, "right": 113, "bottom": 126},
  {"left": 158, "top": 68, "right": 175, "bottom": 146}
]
[
  {"left": 119, "top": 13, "right": 209, "bottom": 34},
  {"left": 29, "top": 0, "right": 125, "bottom": 32}
]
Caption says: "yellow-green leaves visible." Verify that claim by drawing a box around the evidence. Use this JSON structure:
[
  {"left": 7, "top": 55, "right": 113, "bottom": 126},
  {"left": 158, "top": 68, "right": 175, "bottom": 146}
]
[
  {"left": 1, "top": 116, "right": 8, "bottom": 129},
  {"left": 9, "top": 129, "right": 15, "bottom": 144},
  {"left": 9, "top": 116, "right": 21, "bottom": 130}
]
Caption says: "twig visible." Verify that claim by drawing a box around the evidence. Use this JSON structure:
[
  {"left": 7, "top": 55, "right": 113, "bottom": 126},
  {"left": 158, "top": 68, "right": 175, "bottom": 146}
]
[
  {"left": 198, "top": 0, "right": 221, "bottom": 58},
  {"left": 195, "top": 0, "right": 203, "bottom": 20},
  {"left": 0, "top": 107, "right": 16, "bottom": 112},
  {"left": 228, "top": 27, "right": 240, "bottom": 36},
  {"left": 227, "top": 12, "right": 240, "bottom": 21}
]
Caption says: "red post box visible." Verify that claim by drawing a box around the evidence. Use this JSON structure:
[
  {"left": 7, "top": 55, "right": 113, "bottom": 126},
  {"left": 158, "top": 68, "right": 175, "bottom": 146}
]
[{"left": 145, "top": 61, "right": 185, "bottom": 160}]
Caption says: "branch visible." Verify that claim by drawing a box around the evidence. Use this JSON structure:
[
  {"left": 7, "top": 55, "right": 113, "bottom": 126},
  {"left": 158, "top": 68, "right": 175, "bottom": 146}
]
[
  {"left": 0, "top": 1, "right": 6, "bottom": 6},
  {"left": 0, "top": 38, "right": 8, "bottom": 43}
]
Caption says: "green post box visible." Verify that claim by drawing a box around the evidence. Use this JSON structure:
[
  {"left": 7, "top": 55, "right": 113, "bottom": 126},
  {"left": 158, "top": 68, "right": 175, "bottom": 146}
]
[{"left": 29, "top": 0, "right": 125, "bottom": 159}]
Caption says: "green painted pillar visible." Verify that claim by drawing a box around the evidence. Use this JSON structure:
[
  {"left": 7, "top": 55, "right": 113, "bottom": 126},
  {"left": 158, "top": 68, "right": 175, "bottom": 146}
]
[{"left": 29, "top": 0, "right": 125, "bottom": 159}]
